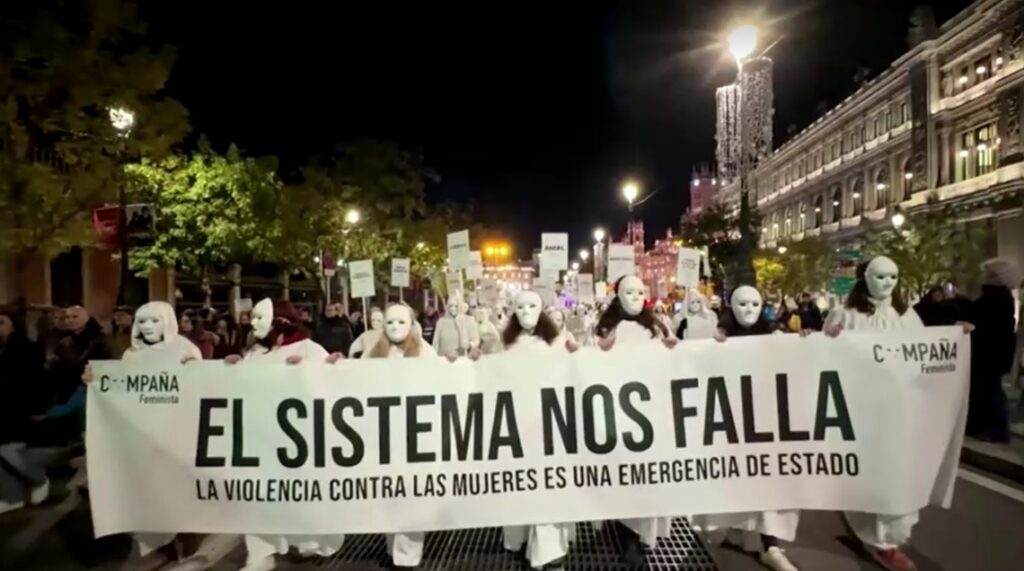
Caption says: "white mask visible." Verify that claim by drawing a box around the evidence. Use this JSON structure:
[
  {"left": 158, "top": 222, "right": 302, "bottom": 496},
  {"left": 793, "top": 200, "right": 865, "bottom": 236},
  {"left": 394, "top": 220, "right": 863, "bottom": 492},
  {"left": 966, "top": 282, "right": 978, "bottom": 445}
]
[
  {"left": 548, "top": 309, "right": 565, "bottom": 331},
  {"left": 865, "top": 256, "right": 899, "bottom": 300},
  {"left": 617, "top": 276, "right": 646, "bottom": 316},
  {"left": 514, "top": 291, "right": 543, "bottom": 331},
  {"left": 688, "top": 299, "right": 703, "bottom": 315},
  {"left": 459, "top": 301, "right": 469, "bottom": 315},
  {"left": 447, "top": 295, "right": 461, "bottom": 315},
  {"left": 384, "top": 305, "right": 413, "bottom": 343},
  {"left": 730, "top": 286, "right": 763, "bottom": 328},
  {"left": 474, "top": 307, "right": 490, "bottom": 324},
  {"left": 131, "top": 301, "right": 177, "bottom": 349},
  {"left": 370, "top": 310, "right": 384, "bottom": 331},
  {"left": 251, "top": 298, "right": 274, "bottom": 339}
]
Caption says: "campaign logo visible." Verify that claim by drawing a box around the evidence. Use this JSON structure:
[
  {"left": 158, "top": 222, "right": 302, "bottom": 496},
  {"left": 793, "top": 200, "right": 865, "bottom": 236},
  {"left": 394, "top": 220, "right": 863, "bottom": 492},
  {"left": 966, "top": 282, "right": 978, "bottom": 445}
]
[
  {"left": 872, "top": 337, "right": 958, "bottom": 374},
  {"left": 100, "top": 371, "right": 181, "bottom": 405}
]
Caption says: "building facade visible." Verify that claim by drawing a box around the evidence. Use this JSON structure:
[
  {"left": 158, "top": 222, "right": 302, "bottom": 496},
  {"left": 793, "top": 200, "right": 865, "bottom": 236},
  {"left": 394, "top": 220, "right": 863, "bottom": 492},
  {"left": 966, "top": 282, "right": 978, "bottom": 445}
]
[
  {"left": 716, "top": 0, "right": 1024, "bottom": 275},
  {"left": 687, "top": 165, "right": 721, "bottom": 218}
]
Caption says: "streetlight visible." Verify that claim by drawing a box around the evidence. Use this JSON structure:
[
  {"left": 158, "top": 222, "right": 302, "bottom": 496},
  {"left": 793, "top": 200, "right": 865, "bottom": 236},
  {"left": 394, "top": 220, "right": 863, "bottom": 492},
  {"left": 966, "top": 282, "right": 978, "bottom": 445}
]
[
  {"left": 110, "top": 106, "right": 136, "bottom": 305},
  {"left": 572, "top": 262, "right": 580, "bottom": 272},
  {"left": 622, "top": 180, "right": 640, "bottom": 211},
  {"left": 891, "top": 211, "right": 906, "bottom": 229},
  {"left": 579, "top": 249, "right": 590, "bottom": 261},
  {"left": 728, "top": 25, "right": 758, "bottom": 62},
  {"left": 345, "top": 209, "right": 361, "bottom": 224},
  {"left": 593, "top": 227, "right": 607, "bottom": 282},
  {"left": 777, "top": 245, "right": 788, "bottom": 255},
  {"left": 593, "top": 228, "right": 606, "bottom": 242}
]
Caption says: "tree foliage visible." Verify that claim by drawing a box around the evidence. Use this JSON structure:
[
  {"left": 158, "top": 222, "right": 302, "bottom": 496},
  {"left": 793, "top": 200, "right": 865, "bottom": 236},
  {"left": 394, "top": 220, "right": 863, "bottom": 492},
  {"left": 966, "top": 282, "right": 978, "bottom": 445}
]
[
  {"left": 863, "top": 200, "right": 993, "bottom": 297},
  {"left": 680, "top": 203, "right": 761, "bottom": 286},
  {"left": 0, "top": 0, "right": 189, "bottom": 263}
]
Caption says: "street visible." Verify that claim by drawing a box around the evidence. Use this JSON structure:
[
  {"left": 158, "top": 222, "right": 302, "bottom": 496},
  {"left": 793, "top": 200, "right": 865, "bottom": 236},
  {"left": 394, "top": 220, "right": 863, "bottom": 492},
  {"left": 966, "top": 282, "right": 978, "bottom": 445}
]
[{"left": 3, "top": 465, "right": 1022, "bottom": 571}]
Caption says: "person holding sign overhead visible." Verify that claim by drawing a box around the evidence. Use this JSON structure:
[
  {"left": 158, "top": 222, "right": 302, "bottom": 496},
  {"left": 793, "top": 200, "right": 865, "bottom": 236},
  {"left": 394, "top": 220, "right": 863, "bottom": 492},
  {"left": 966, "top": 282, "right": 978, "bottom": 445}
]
[
  {"left": 224, "top": 298, "right": 345, "bottom": 571},
  {"left": 594, "top": 275, "right": 675, "bottom": 568}
]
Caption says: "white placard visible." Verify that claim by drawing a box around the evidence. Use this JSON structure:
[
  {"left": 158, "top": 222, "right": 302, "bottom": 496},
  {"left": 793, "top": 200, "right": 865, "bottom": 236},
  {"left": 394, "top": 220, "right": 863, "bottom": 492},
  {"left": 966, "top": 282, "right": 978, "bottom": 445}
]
[
  {"left": 466, "top": 251, "right": 484, "bottom": 280},
  {"left": 87, "top": 328, "right": 969, "bottom": 538},
  {"left": 606, "top": 244, "right": 636, "bottom": 283},
  {"left": 676, "top": 248, "right": 702, "bottom": 292},
  {"left": 541, "top": 233, "right": 569, "bottom": 271},
  {"left": 447, "top": 230, "right": 470, "bottom": 270},
  {"left": 391, "top": 258, "right": 411, "bottom": 288},
  {"left": 348, "top": 259, "right": 376, "bottom": 299},
  {"left": 595, "top": 280, "right": 608, "bottom": 301},
  {"left": 479, "top": 277, "right": 499, "bottom": 305},
  {"left": 233, "top": 298, "right": 253, "bottom": 314},
  {"left": 576, "top": 274, "right": 594, "bottom": 303},
  {"left": 445, "top": 270, "right": 463, "bottom": 295}
]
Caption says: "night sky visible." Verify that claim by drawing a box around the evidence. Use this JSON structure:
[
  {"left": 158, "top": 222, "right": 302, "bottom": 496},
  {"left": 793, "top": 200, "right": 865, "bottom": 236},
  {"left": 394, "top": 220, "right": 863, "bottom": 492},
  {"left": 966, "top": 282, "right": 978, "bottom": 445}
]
[{"left": 144, "top": 0, "right": 972, "bottom": 257}]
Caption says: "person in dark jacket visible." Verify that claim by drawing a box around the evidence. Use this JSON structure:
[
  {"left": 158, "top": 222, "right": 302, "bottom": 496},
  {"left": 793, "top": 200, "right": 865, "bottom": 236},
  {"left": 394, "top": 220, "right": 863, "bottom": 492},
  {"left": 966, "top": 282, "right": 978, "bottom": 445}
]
[
  {"left": 913, "top": 287, "right": 958, "bottom": 326},
  {"left": 966, "top": 260, "right": 1020, "bottom": 442},
  {"left": 419, "top": 306, "right": 440, "bottom": 345},
  {"left": 0, "top": 312, "right": 46, "bottom": 444},
  {"left": 313, "top": 303, "right": 355, "bottom": 355},
  {"left": 38, "top": 306, "right": 108, "bottom": 444},
  {"left": 794, "top": 292, "right": 824, "bottom": 331}
]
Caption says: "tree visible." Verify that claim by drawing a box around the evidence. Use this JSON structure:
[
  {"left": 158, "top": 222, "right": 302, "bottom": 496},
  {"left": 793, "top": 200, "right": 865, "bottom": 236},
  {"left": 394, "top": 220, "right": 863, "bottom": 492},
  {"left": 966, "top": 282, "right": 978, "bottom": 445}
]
[
  {"left": 124, "top": 142, "right": 281, "bottom": 276},
  {"left": 776, "top": 237, "right": 833, "bottom": 297},
  {"left": 680, "top": 203, "right": 761, "bottom": 287},
  {"left": 753, "top": 254, "right": 784, "bottom": 294},
  {"left": 863, "top": 199, "right": 993, "bottom": 297},
  {"left": 0, "top": 0, "right": 189, "bottom": 265}
]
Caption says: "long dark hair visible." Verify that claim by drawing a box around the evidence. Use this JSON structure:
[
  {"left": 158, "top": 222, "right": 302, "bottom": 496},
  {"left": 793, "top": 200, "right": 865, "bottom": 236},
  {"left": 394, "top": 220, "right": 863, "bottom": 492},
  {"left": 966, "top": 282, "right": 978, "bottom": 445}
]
[
  {"left": 845, "top": 260, "right": 908, "bottom": 316},
  {"left": 502, "top": 310, "right": 559, "bottom": 347},
  {"left": 595, "top": 276, "right": 669, "bottom": 339},
  {"left": 718, "top": 309, "right": 775, "bottom": 337}
]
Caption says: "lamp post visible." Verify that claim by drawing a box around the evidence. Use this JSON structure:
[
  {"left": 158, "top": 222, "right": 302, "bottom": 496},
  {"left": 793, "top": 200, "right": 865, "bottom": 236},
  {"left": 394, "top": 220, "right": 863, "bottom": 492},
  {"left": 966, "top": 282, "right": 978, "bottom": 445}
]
[
  {"left": 621, "top": 180, "right": 640, "bottom": 213},
  {"left": 727, "top": 24, "right": 762, "bottom": 287},
  {"left": 109, "top": 106, "right": 136, "bottom": 306},
  {"left": 578, "top": 249, "right": 590, "bottom": 272},
  {"left": 891, "top": 211, "right": 906, "bottom": 230},
  {"left": 593, "top": 227, "right": 606, "bottom": 281}
]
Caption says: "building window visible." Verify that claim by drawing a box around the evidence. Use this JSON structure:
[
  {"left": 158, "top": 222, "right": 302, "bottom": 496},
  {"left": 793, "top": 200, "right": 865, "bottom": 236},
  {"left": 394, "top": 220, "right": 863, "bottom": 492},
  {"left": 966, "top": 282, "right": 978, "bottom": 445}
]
[
  {"left": 830, "top": 187, "right": 842, "bottom": 223},
  {"left": 874, "top": 167, "right": 890, "bottom": 209},
  {"left": 900, "top": 102, "right": 908, "bottom": 124},
  {"left": 872, "top": 117, "right": 881, "bottom": 139},
  {"left": 784, "top": 207, "right": 792, "bottom": 236},
  {"left": 813, "top": 195, "right": 823, "bottom": 228},
  {"left": 798, "top": 203, "right": 807, "bottom": 232},
  {"left": 850, "top": 179, "right": 863, "bottom": 216},
  {"left": 974, "top": 54, "right": 991, "bottom": 81},
  {"left": 976, "top": 123, "right": 998, "bottom": 175},
  {"left": 900, "top": 157, "right": 913, "bottom": 201},
  {"left": 885, "top": 110, "right": 892, "bottom": 130}
]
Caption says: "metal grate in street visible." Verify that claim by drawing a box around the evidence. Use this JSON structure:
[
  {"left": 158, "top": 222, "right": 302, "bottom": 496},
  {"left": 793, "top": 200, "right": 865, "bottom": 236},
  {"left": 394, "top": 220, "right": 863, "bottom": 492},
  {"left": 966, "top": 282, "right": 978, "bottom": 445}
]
[{"left": 312, "top": 519, "right": 717, "bottom": 570}]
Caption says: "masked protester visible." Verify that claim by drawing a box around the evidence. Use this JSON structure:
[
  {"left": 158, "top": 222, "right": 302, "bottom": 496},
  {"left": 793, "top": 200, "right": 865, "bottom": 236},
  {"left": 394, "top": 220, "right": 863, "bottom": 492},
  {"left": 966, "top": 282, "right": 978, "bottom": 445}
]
[
  {"left": 348, "top": 307, "right": 384, "bottom": 358},
  {"left": 594, "top": 276, "right": 675, "bottom": 568},
  {"left": 225, "top": 299, "right": 343, "bottom": 571},
  {"left": 362, "top": 303, "right": 437, "bottom": 568},
  {"left": 692, "top": 286, "right": 799, "bottom": 571},
  {"left": 501, "top": 290, "right": 574, "bottom": 571},
  {"left": 823, "top": 256, "right": 926, "bottom": 571}
]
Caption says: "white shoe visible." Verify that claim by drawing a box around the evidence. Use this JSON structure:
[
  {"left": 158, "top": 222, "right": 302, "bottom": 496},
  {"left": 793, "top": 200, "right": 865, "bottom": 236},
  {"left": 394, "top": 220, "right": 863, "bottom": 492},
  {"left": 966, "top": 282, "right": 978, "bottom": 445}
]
[
  {"left": 241, "top": 556, "right": 276, "bottom": 571},
  {"left": 30, "top": 479, "right": 50, "bottom": 505},
  {"left": 0, "top": 500, "right": 26, "bottom": 515},
  {"left": 760, "top": 546, "right": 798, "bottom": 571}
]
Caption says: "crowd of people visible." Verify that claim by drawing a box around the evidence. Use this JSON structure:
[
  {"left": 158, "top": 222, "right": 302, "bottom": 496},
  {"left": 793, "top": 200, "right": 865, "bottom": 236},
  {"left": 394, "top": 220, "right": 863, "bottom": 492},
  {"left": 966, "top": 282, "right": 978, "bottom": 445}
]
[{"left": 1, "top": 255, "right": 1022, "bottom": 571}]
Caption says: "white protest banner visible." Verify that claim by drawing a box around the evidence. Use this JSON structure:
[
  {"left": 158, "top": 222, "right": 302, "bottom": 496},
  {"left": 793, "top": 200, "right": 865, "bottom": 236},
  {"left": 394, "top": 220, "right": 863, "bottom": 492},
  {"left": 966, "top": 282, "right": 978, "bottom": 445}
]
[
  {"left": 541, "top": 233, "right": 569, "bottom": 271},
  {"left": 676, "top": 248, "right": 702, "bottom": 292},
  {"left": 447, "top": 230, "right": 470, "bottom": 270},
  {"left": 595, "top": 281, "right": 608, "bottom": 301},
  {"left": 445, "top": 270, "right": 463, "bottom": 295},
  {"left": 391, "top": 258, "right": 411, "bottom": 288},
  {"left": 577, "top": 273, "right": 594, "bottom": 303},
  {"left": 348, "top": 260, "right": 375, "bottom": 299},
  {"left": 466, "top": 251, "right": 484, "bottom": 280},
  {"left": 233, "top": 298, "right": 253, "bottom": 314},
  {"left": 88, "top": 328, "right": 967, "bottom": 537},
  {"left": 606, "top": 244, "right": 636, "bottom": 283},
  {"left": 479, "top": 278, "right": 499, "bottom": 305}
]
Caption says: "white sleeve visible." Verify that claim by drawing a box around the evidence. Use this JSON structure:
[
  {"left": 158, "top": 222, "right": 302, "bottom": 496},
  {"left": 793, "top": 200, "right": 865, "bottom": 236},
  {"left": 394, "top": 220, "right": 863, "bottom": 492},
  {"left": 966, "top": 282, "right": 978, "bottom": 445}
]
[
  {"left": 349, "top": 334, "right": 365, "bottom": 357},
  {"left": 303, "top": 339, "right": 329, "bottom": 361},
  {"left": 466, "top": 318, "right": 480, "bottom": 349}
]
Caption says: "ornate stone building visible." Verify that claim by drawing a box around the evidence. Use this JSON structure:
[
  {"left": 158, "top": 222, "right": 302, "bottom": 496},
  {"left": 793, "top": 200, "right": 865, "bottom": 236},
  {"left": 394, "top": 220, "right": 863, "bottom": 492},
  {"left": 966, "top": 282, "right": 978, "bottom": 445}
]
[{"left": 717, "top": 0, "right": 1024, "bottom": 273}]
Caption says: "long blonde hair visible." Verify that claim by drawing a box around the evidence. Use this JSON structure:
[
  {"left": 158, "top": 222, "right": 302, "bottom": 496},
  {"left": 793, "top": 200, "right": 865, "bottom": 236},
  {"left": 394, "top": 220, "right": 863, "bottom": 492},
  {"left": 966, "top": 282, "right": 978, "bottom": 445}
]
[{"left": 367, "top": 303, "right": 423, "bottom": 358}]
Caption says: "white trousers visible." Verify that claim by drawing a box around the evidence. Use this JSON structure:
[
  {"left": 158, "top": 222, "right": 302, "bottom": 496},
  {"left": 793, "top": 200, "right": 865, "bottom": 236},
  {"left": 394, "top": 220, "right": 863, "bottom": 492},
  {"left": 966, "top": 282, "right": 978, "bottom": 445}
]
[
  {"left": 387, "top": 532, "right": 425, "bottom": 566},
  {"left": 621, "top": 517, "right": 673, "bottom": 547},
  {"left": 244, "top": 534, "right": 345, "bottom": 564},
  {"left": 136, "top": 533, "right": 176, "bottom": 557},
  {"left": 503, "top": 523, "right": 573, "bottom": 568},
  {"left": 844, "top": 510, "right": 918, "bottom": 550}
]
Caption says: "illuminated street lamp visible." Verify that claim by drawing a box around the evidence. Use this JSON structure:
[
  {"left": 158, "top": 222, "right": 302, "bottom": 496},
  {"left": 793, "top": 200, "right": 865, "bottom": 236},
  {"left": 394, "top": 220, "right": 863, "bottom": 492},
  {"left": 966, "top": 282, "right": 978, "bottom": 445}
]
[
  {"left": 593, "top": 228, "right": 606, "bottom": 242},
  {"left": 579, "top": 249, "right": 590, "bottom": 261},
  {"left": 109, "top": 106, "right": 136, "bottom": 136},
  {"left": 777, "top": 245, "right": 788, "bottom": 255},
  {"left": 345, "top": 209, "right": 361, "bottom": 224},
  {"left": 728, "top": 24, "right": 758, "bottom": 62},
  {"left": 571, "top": 262, "right": 580, "bottom": 272},
  {"left": 891, "top": 211, "right": 906, "bottom": 229},
  {"left": 110, "top": 106, "right": 136, "bottom": 305},
  {"left": 622, "top": 180, "right": 640, "bottom": 211}
]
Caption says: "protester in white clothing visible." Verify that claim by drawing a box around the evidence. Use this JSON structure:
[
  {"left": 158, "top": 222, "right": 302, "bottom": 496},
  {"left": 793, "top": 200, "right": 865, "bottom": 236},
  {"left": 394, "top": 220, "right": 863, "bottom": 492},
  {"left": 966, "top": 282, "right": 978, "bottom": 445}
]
[
  {"left": 474, "top": 306, "right": 503, "bottom": 354},
  {"left": 348, "top": 307, "right": 383, "bottom": 357},
  {"left": 823, "top": 256, "right": 939, "bottom": 571},
  {"left": 83, "top": 301, "right": 207, "bottom": 568},
  {"left": 546, "top": 307, "right": 578, "bottom": 348},
  {"left": 501, "top": 290, "right": 573, "bottom": 571},
  {"left": 594, "top": 276, "right": 675, "bottom": 568},
  {"left": 363, "top": 303, "right": 437, "bottom": 568},
  {"left": 433, "top": 294, "right": 481, "bottom": 358},
  {"left": 675, "top": 289, "right": 718, "bottom": 340},
  {"left": 694, "top": 286, "right": 799, "bottom": 571},
  {"left": 227, "top": 298, "right": 343, "bottom": 571}
]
